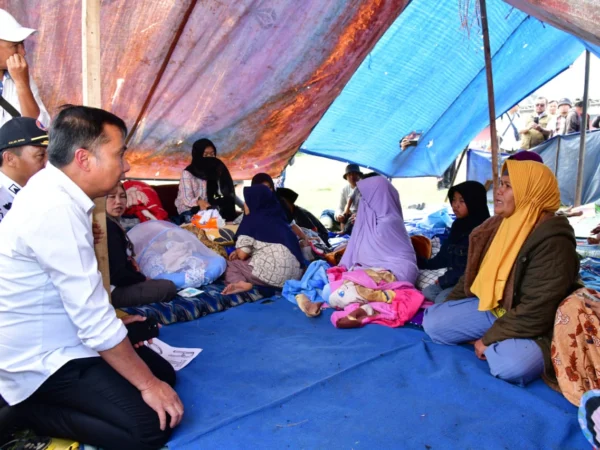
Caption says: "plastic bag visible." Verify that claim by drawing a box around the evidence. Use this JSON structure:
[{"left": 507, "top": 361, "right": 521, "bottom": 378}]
[{"left": 128, "top": 220, "right": 226, "bottom": 289}]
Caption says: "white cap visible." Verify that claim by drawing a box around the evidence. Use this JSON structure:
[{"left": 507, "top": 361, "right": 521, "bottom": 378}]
[{"left": 0, "top": 9, "right": 36, "bottom": 43}]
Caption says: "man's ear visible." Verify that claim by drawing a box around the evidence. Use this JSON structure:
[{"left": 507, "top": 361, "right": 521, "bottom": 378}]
[
  {"left": 3, "top": 150, "right": 18, "bottom": 168},
  {"left": 73, "top": 148, "right": 92, "bottom": 172}
]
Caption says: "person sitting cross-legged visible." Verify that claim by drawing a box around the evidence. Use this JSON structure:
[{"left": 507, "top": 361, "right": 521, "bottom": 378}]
[{"left": 423, "top": 160, "right": 580, "bottom": 386}]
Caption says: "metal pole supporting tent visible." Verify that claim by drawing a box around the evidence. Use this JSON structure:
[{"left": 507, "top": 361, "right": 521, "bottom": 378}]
[
  {"left": 479, "top": 0, "right": 500, "bottom": 194},
  {"left": 574, "top": 49, "right": 591, "bottom": 207},
  {"left": 82, "top": 0, "right": 111, "bottom": 296}
]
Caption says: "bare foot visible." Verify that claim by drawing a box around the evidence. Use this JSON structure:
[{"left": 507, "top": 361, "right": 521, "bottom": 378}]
[
  {"left": 222, "top": 281, "right": 253, "bottom": 295},
  {"left": 296, "top": 294, "right": 323, "bottom": 317}
]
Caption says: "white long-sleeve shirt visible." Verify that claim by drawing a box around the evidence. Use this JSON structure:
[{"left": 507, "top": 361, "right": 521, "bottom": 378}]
[
  {"left": 0, "top": 164, "right": 127, "bottom": 405},
  {"left": 0, "top": 72, "right": 51, "bottom": 128}
]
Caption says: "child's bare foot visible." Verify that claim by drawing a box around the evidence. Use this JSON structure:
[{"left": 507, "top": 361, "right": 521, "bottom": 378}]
[
  {"left": 296, "top": 294, "right": 323, "bottom": 317},
  {"left": 222, "top": 281, "right": 253, "bottom": 295}
]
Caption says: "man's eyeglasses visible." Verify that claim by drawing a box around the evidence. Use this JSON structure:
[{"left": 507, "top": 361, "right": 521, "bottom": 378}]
[{"left": 535, "top": 103, "right": 545, "bottom": 107}]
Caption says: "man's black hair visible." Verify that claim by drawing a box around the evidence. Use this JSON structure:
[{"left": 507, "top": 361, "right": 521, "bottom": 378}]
[{"left": 48, "top": 105, "right": 127, "bottom": 168}]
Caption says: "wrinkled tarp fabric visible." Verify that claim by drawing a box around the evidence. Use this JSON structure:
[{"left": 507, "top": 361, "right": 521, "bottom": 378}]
[
  {"left": 302, "top": 0, "right": 600, "bottom": 178},
  {"left": 504, "top": 0, "right": 600, "bottom": 48},
  {"left": 0, "top": 0, "right": 407, "bottom": 179}
]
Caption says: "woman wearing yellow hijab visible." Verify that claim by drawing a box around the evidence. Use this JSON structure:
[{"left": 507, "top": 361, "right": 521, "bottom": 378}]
[{"left": 423, "top": 159, "right": 580, "bottom": 386}]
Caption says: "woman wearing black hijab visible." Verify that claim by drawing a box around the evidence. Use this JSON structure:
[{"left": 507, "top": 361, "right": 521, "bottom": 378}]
[
  {"left": 175, "top": 138, "right": 238, "bottom": 221},
  {"left": 418, "top": 181, "right": 490, "bottom": 303}
]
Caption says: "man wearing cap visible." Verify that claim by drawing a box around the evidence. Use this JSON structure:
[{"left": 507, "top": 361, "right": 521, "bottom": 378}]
[
  {"left": 566, "top": 100, "right": 591, "bottom": 135},
  {"left": 0, "top": 116, "right": 48, "bottom": 223},
  {"left": 519, "top": 97, "right": 551, "bottom": 150},
  {"left": 553, "top": 98, "right": 572, "bottom": 137},
  {"left": 0, "top": 9, "right": 50, "bottom": 128},
  {"left": 334, "top": 163, "right": 363, "bottom": 230}
]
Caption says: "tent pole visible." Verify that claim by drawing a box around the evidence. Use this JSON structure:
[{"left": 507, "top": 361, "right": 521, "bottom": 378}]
[
  {"left": 554, "top": 136, "right": 561, "bottom": 176},
  {"left": 575, "top": 50, "right": 591, "bottom": 207},
  {"left": 479, "top": 0, "right": 500, "bottom": 195},
  {"left": 82, "top": 0, "right": 111, "bottom": 297}
]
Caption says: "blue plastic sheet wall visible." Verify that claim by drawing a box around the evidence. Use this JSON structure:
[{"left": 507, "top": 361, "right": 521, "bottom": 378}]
[
  {"left": 537, "top": 130, "right": 600, "bottom": 205},
  {"left": 302, "top": 0, "right": 599, "bottom": 178},
  {"left": 466, "top": 130, "right": 600, "bottom": 206}
]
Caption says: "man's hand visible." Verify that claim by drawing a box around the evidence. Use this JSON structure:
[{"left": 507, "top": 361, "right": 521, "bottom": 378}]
[
  {"left": 140, "top": 378, "right": 184, "bottom": 430},
  {"left": 349, "top": 213, "right": 357, "bottom": 224},
  {"left": 335, "top": 214, "right": 346, "bottom": 223},
  {"left": 474, "top": 339, "right": 488, "bottom": 360},
  {"left": 92, "top": 222, "right": 104, "bottom": 245},
  {"left": 400, "top": 138, "right": 411, "bottom": 151},
  {"left": 591, "top": 224, "right": 600, "bottom": 235},
  {"left": 6, "top": 54, "right": 30, "bottom": 88}
]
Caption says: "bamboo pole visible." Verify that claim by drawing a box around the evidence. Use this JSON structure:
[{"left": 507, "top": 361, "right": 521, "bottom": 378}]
[
  {"left": 574, "top": 50, "right": 591, "bottom": 207},
  {"left": 82, "top": 0, "right": 111, "bottom": 296},
  {"left": 479, "top": 0, "right": 500, "bottom": 194}
]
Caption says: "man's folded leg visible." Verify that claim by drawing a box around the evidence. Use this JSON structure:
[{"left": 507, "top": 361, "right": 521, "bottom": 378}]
[{"left": 18, "top": 357, "right": 171, "bottom": 450}]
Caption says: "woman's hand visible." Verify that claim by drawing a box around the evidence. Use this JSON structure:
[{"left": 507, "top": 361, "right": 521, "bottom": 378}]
[
  {"left": 474, "top": 339, "right": 488, "bottom": 360},
  {"left": 92, "top": 222, "right": 104, "bottom": 245},
  {"left": 591, "top": 224, "right": 600, "bottom": 235},
  {"left": 197, "top": 199, "right": 211, "bottom": 210}
]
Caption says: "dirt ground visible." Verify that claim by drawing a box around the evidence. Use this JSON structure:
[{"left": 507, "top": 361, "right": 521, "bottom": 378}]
[{"left": 283, "top": 152, "right": 467, "bottom": 218}]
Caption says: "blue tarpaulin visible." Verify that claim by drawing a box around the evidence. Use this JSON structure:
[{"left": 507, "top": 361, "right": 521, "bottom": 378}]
[
  {"left": 466, "top": 149, "right": 509, "bottom": 186},
  {"left": 467, "top": 130, "right": 600, "bottom": 205},
  {"left": 162, "top": 298, "right": 586, "bottom": 449},
  {"left": 537, "top": 130, "right": 600, "bottom": 205},
  {"left": 301, "top": 0, "right": 600, "bottom": 178}
]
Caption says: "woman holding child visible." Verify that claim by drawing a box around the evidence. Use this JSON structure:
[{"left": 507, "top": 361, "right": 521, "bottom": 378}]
[{"left": 424, "top": 158, "right": 580, "bottom": 386}]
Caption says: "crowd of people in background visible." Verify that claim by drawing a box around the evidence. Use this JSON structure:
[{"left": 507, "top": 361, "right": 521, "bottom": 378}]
[{"left": 498, "top": 96, "right": 599, "bottom": 153}]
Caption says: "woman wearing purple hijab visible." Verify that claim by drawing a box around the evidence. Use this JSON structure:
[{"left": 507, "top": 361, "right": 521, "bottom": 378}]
[{"left": 340, "top": 177, "right": 418, "bottom": 285}]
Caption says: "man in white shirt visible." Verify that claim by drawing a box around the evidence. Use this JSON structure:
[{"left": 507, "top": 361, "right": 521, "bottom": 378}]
[
  {"left": 0, "top": 9, "right": 50, "bottom": 128},
  {"left": 334, "top": 164, "right": 362, "bottom": 231},
  {"left": 0, "top": 116, "right": 48, "bottom": 223},
  {"left": 0, "top": 106, "right": 183, "bottom": 449}
]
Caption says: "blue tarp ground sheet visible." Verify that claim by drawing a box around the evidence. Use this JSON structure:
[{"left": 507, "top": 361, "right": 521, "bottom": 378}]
[
  {"left": 160, "top": 298, "right": 586, "bottom": 449},
  {"left": 301, "top": 0, "right": 600, "bottom": 178}
]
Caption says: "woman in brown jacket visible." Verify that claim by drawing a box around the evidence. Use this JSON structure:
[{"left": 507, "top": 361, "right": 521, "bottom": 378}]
[{"left": 423, "top": 159, "right": 580, "bottom": 386}]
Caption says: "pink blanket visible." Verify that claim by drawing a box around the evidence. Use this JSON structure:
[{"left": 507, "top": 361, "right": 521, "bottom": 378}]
[{"left": 330, "top": 283, "right": 425, "bottom": 329}]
